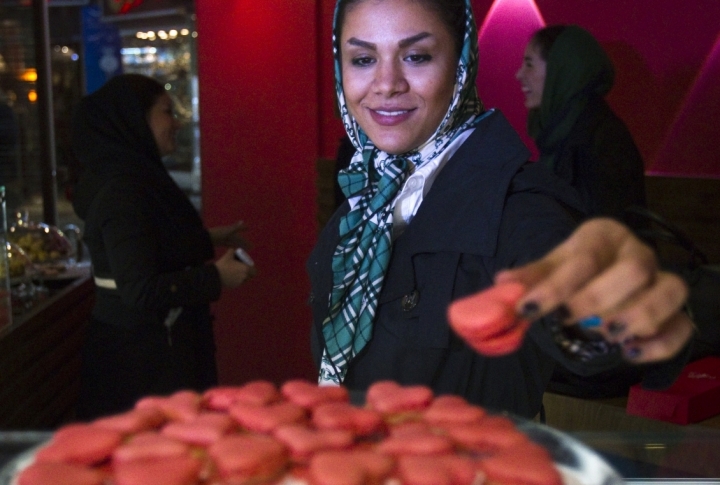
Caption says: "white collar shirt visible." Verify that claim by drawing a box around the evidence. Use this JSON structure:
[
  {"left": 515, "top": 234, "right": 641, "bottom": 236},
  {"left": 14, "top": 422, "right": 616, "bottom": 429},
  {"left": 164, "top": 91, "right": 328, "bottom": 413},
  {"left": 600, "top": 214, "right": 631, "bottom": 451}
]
[{"left": 391, "top": 128, "right": 475, "bottom": 239}]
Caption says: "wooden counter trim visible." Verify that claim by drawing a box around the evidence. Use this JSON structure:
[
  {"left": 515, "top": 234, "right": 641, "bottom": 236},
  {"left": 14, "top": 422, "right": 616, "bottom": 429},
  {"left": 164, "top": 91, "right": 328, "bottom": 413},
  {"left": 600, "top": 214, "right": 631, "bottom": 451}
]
[{"left": 0, "top": 276, "right": 94, "bottom": 429}]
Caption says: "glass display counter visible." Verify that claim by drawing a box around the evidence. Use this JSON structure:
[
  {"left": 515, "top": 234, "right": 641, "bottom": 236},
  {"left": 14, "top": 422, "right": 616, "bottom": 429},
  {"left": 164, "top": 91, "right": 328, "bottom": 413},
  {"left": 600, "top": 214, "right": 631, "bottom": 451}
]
[
  {"left": 0, "top": 187, "right": 11, "bottom": 331},
  {"left": 1, "top": 390, "right": 719, "bottom": 482},
  {"left": 0, "top": 424, "right": 719, "bottom": 483},
  {"left": 544, "top": 392, "right": 720, "bottom": 481}
]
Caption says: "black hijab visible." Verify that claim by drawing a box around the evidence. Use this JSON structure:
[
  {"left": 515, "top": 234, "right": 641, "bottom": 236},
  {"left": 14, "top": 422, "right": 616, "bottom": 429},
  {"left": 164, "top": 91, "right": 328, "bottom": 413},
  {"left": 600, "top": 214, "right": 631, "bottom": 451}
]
[
  {"left": 70, "top": 74, "right": 197, "bottom": 225},
  {"left": 527, "top": 26, "right": 614, "bottom": 170}
]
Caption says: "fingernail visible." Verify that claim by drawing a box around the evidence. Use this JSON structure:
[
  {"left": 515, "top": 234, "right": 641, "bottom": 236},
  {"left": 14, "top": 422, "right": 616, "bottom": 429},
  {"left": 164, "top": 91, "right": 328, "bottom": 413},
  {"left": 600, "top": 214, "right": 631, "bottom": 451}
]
[
  {"left": 520, "top": 301, "right": 540, "bottom": 319},
  {"left": 607, "top": 321, "right": 626, "bottom": 336},
  {"left": 624, "top": 347, "right": 642, "bottom": 359},
  {"left": 553, "top": 305, "right": 572, "bottom": 322},
  {"left": 578, "top": 315, "right": 602, "bottom": 328}
]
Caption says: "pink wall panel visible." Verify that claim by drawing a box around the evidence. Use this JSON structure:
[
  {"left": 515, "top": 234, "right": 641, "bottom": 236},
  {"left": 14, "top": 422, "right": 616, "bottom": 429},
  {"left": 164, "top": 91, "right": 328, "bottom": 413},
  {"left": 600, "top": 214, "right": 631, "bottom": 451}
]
[
  {"left": 653, "top": 34, "right": 720, "bottom": 177},
  {"left": 476, "top": 0, "right": 545, "bottom": 161},
  {"left": 470, "top": 0, "right": 720, "bottom": 176}
]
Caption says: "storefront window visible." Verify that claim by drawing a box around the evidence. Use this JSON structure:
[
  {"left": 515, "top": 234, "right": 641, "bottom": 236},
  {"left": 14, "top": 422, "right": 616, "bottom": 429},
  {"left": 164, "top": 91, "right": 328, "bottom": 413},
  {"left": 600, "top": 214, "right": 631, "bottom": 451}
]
[
  {"left": 0, "top": 0, "right": 200, "bottom": 226},
  {"left": 1, "top": 0, "right": 199, "bottom": 318},
  {"left": 0, "top": 2, "right": 85, "bottom": 231},
  {"left": 121, "top": 23, "right": 201, "bottom": 208},
  {"left": 0, "top": 4, "right": 43, "bottom": 225}
]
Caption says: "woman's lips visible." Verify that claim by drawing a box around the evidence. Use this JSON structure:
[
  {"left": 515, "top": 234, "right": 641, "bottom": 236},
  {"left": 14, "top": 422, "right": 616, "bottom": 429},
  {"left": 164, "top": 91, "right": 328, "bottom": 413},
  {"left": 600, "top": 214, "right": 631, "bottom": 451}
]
[{"left": 368, "top": 108, "right": 414, "bottom": 126}]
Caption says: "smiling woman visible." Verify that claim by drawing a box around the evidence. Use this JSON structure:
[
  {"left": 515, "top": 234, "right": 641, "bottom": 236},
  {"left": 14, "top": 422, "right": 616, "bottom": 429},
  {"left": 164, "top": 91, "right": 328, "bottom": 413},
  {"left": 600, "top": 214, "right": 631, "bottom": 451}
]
[
  {"left": 338, "top": 0, "right": 458, "bottom": 154},
  {"left": 306, "top": 0, "right": 693, "bottom": 419},
  {"left": 146, "top": 93, "right": 181, "bottom": 157}
]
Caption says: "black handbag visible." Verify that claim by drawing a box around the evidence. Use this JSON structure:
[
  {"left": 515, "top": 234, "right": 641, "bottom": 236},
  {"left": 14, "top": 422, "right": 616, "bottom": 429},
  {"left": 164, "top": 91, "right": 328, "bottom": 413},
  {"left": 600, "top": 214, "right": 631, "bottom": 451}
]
[{"left": 625, "top": 206, "right": 720, "bottom": 360}]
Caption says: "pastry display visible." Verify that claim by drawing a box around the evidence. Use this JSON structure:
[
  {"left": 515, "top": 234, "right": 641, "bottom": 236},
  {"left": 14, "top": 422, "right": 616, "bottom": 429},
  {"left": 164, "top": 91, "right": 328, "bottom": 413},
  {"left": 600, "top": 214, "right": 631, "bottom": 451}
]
[
  {"left": 10, "top": 380, "right": 583, "bottom": 485},
  {"left": 8, "top": 221, "right": 74, "bottom": 265},
  {"left": 1, "top": 242, "right": 34, "bottom": 281}
]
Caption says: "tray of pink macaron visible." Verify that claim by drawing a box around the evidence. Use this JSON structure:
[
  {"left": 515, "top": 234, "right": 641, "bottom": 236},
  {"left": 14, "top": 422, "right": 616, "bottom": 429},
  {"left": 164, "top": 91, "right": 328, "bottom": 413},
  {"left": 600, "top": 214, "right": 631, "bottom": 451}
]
[
  {"left": 1, "top": 283, "right": 623, "bottom": 485},
  {"left": 1, "top": 381, "right": 622, "bottom": 485}
]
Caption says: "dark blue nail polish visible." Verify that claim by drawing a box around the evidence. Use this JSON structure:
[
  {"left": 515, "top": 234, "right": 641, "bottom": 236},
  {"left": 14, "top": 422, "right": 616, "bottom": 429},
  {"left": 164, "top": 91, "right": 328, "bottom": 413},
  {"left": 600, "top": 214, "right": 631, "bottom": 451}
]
[
  {"left": 578, "top": 315, "right": 602, "bottom": 328},
  {"left": 624, "top": 347, "right": 642, "bottom": 359},
  {"left": 553, "top": 305, "right": 572, "bottom": 322},
  {"left": 607, "top": 321, "right": 626, "bottom": 336},
  {"left": 520, "top": 301, "right": 540, "bottom": 319}
]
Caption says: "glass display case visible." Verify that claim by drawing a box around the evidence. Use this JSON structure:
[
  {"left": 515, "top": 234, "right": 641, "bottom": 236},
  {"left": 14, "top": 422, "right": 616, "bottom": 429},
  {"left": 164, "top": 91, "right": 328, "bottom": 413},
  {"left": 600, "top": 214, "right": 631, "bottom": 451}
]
[
  {"left": 0, "top": 186, "right": 10, "bottom": 331},
  {"left": 0, "top": 408, "right": 720, "bottom": 483},
  {"left": 120, "top": 21, "right": 202, "bottom": 209}
]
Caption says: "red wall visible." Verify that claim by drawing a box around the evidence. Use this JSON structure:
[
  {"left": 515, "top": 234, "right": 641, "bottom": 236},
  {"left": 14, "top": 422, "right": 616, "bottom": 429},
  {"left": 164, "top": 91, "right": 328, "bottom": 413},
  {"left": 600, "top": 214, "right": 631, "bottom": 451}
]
[
  {"left": 196, "top": 0, "right": 720, "bottom": 386},
  {"left": 196, "top": 1, "right": 321, "bottom": 385}
]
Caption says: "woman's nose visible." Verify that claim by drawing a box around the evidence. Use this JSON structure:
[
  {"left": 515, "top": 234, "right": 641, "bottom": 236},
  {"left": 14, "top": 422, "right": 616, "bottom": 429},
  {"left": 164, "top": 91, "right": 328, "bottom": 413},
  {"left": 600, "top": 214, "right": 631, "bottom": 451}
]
[
  {"left": 515, "top": 66, "right": 523, "bottom": 81},
  {"left": 373, "top": 59, "right": 408, "bottom": 95}
]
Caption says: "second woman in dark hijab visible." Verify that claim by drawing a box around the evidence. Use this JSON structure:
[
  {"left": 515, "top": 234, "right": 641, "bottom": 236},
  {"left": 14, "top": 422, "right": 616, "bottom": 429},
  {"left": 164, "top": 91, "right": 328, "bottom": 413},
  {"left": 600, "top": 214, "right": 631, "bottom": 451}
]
[
  {"left": 516, "top": 25, "right": 647, "bottom": 226},
  {"left": 71, "top": 74, "right": 255, "bottom": 419}
]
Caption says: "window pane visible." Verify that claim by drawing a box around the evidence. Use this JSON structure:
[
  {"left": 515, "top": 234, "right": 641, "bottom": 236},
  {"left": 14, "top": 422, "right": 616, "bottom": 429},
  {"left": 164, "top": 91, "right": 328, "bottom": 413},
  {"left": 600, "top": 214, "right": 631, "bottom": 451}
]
[{"left": 0, "top": 6, "right": 42, "bottom": 224}]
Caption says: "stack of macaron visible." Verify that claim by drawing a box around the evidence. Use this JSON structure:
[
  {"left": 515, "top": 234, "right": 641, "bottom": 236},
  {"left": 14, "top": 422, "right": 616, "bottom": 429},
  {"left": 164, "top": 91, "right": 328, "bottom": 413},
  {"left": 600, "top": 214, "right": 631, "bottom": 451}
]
[
  {"left": 447, "top": 282, "right": 531, "bottom": 356},
  {"left": 15, "top": 378, "right": 562, "bottom": 485}
]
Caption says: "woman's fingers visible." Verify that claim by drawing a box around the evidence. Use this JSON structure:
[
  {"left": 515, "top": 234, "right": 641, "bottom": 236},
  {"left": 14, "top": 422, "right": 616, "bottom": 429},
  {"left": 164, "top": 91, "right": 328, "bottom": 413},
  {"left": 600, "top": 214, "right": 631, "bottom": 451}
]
[
  {"left": 497, "top": 219, "right": 628, "bottom": 315},
  {"left": 623, "top": 311, "right": 694, "bottom": 363},
  {"left": 556, "top": 252, "right": 657, "bottom": 323},
  {"left": 498, "top": 218, "right": 660, "bottom": 321},
  {"left": 494, "top": 218, "right": 694, "bottom": 363},
  {"left": 601, "top": 271, "right": 689, "bottom": 343},
  {"left": 215, "top": 248, "right": 256, "bottom": 288}
]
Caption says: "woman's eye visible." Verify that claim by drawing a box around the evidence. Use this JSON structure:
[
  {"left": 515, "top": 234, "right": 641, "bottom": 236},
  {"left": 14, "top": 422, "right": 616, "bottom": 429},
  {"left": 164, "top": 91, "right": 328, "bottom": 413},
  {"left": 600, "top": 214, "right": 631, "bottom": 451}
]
[
  {"left": 405, "top": 53, "right": 432, "bottom": 64},
  {"left": 350, "top": 56, "right": 375, "bottom": 67}
]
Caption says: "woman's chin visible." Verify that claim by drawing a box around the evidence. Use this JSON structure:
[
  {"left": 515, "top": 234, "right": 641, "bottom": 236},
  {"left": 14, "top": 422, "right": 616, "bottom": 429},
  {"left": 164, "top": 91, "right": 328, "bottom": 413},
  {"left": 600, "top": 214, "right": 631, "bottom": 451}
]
[{"left": 368, "top": 133, "right": 429, "bottom": 156}]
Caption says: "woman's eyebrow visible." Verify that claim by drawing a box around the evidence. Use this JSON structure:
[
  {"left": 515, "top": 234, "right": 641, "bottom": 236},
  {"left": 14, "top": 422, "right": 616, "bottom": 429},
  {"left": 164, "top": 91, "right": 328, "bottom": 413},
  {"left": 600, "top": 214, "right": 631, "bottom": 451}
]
[
  {"left": 346, "top": 37, "right": 376, "bottom": 50},
  {"left": 345, "top": 32, "right": 432, "bottom": 51},
  {"left": 399, "top": 32, "right": 431, "bottom": 48}
]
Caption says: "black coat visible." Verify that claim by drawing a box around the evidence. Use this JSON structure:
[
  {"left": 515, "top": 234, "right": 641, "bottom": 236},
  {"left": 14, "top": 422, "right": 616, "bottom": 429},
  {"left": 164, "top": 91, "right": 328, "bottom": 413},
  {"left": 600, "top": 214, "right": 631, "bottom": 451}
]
[
  {"left": 550, "top": 96, "right": 647, "bottom": 226},
  {"left": 309, "top": 111, "right": 613, "bottom": 418},
  {"left": 308, "top": 110, "right": 687, "bottom": 418},
  {"left": 71, "top": 76, "right": 222, "bottom": 419}
]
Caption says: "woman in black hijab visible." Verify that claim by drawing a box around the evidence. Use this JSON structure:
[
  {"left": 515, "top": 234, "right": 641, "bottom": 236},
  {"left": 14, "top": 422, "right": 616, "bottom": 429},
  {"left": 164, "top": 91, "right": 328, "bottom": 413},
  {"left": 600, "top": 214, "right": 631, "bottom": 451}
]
[
  {"left": 516, "top": 25, "right": 646, "bottom": 227},
  {"left": 71, "top": 74, "right": 255, "bottom": 419}
]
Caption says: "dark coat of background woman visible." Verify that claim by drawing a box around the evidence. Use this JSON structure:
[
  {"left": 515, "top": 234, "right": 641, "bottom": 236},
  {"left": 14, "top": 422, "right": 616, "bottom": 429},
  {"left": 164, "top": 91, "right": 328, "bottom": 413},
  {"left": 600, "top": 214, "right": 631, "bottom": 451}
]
[
  {"left": 518, "top": 25, "right": 647, "bottom": 228},
  {"left": 70, "top": 74, "right": 253, "bottom": 419}
]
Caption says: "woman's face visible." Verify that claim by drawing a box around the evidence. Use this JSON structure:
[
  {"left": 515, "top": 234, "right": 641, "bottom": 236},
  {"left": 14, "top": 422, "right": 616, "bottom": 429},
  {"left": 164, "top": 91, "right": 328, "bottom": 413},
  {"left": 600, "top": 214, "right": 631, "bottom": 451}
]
[
  {"left": 147, "top": 93, "right": 180, "bottom": 156},
  {"left": 340, "top": 0, "right": 458, "bottom": 155},
  {"left": 515, "top": 41, "right": 547, "bottom": 110}
]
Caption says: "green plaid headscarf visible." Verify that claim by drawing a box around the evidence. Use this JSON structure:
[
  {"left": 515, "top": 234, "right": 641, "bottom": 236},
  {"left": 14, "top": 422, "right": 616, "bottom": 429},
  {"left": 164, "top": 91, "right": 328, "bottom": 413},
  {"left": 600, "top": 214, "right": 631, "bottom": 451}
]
[{"left": 319, "top": 0, "right": 485, "bottom": 384}]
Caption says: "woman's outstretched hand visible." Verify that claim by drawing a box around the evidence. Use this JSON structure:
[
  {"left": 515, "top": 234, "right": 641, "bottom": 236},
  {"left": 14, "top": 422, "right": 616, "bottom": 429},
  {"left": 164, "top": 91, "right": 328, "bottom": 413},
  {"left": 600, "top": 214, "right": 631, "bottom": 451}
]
[
  {"left": 495, "top": 218, "right": 694, "bottom": 363},
  {"left": 209, "top": 221, "right": 249, "bottom": 248}
]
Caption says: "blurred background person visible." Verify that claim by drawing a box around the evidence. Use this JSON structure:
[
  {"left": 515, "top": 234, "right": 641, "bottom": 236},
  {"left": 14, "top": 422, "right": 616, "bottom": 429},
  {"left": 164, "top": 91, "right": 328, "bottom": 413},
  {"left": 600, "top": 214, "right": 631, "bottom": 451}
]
[
  {"left": 70, "top": 74, "right": 255, "bottom": 420},
  {"left": 516, "top": 25, "right": 647, "bottom": 230}
]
